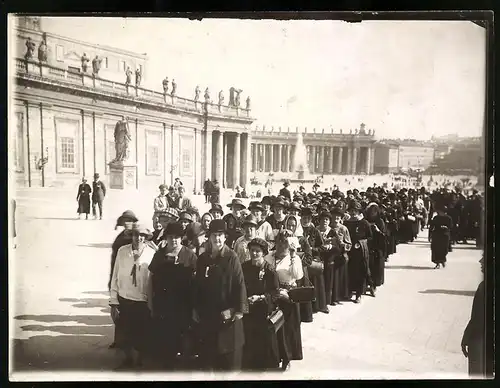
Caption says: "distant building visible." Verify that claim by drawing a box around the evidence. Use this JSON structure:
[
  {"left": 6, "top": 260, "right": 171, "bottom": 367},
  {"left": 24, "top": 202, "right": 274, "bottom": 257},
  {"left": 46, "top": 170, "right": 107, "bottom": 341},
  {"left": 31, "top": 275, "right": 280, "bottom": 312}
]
[{"left": 374, "top": 139, "right": 435, "bottom": 173}]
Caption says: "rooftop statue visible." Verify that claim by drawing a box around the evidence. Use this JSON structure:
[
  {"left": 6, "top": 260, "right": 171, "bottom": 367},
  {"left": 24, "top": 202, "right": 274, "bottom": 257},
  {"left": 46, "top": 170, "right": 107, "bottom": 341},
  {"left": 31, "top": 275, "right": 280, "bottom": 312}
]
[
  {"left": 135, "top": 68, "right": 142, "bottom": 87},
  {"left": 24, "top": 38, "right": 36, "bottom": 60},
  {"left": 204, "top": 87, "right": 210, "bottom": 102},
  {"left": 194, "top": 85, "right": 200, "bottom": 101},
  {"left": 81, "top": 53, "right": 90, "bottom": 73},
  {"left": 246, "top": 96, "right": 251, "bottom": 110},
  {"left": 171, "top": 79, "right": 177, "bottom": 96},
  {"left": 162, "top": 77, "right": 169, "bottom": 94},
  {"left": 92, "top": 55, "right": 102, "bottom": 76},
  {"left": 38, "top": 39, "right": 48, "bottom": 62},
  {"left": 218, "top": 90, "right": 224, "bottom": 105}
]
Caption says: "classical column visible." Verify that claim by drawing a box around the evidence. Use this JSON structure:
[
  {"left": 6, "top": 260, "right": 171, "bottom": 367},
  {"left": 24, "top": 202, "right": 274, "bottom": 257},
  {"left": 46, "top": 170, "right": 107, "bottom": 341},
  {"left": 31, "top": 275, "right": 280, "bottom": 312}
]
[
  {"left": 346, "top": 147, "right": 352, "bottom": 174},
  {"left": 233, "top": 132, "right": 241, "bottom": 188},
  {"left": 370, "top": 147, "right": 375, "bottom": 174},
  {"left": 318, "top": 146, "right": 324, "bottom": 174},
  {"left": 309, "top": 145, "right": 315, "bottom": 173},
  {"left": 223, "top": 133, "right": 228, "bottom": 187},
  {"left": 336, "top": 147, "right": 343, "bottom": 174},
  {"left": 277, "top": 144, "right": 282, "bottom": 172},
  {"left": 262, "top": 143, "right": 267, "bottom": 172},
  {"left": 215, "top": 131, "right": 223, "bottom": 184},
  {"left": 326, "top": 147, "right": 333, "bottom": 174},
  {"left": 242, "top": 133, "right": 250, "bottom": 187},
  {"left": 251, "top": 143, "right": 256, "bottom": 172},
  {"left": 288, "top": 144, "right": 293, "bottom": 172},
  {"left": 282, "top": 145, "right": 288, "bottom": 172},
  {"left": 205, "top": 130, "right": 213, "bottom": 181},
  {"left": 365, "top": 147, "right": 371, "bottom": 174},
  {"left": 269, "top": 144, "right": 274, "bottom": 172},
  {"left": 351, "top": 146, "right": 358, "bottom": 174}
]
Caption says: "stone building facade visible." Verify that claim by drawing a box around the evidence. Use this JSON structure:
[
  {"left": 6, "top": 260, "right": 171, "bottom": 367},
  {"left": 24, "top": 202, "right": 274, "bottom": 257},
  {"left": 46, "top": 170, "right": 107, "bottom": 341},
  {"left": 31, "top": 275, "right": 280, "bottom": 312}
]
[{"left": 11, "top": 17, "right": 254, "bottom": 193}]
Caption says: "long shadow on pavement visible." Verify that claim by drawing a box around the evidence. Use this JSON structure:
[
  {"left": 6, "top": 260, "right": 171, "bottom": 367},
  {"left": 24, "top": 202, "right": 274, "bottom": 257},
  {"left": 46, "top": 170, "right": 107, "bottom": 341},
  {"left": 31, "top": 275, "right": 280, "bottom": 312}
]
[
  {"left": 12, "top": 294, "right": 116, "bottom": 371},
  {"left": 418, "top": 289, "right": 475, "bottom": 297},
  {"left": 385, "top": 265, "right": 435, "bottom": 270}
]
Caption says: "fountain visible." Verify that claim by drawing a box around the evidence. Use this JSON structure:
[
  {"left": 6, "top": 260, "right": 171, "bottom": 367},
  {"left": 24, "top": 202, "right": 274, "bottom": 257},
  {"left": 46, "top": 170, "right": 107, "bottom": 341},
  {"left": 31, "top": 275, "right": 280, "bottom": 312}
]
[{"left": 293, "top": 131, "right": 308, "bottom": 180}]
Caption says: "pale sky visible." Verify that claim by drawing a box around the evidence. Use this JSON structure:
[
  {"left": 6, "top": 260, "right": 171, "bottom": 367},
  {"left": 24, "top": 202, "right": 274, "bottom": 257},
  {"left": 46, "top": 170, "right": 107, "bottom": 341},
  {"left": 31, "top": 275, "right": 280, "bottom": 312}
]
[{"left": 36, "top": 17, "right": 486, "bottom": 140}]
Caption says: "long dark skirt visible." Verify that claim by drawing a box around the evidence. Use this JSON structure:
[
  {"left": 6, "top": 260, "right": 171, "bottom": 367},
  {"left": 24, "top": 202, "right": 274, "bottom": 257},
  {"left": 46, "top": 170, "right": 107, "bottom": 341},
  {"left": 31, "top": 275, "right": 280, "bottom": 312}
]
[
  {"left": 116, "top": 295, "right": 152, "bottom": 353},
  {"left": 399, "top": 220, "right": 414, "bottom": 243},
  {"left": 386, "top": 232, "right": 397, "bottom": 256},
  {"left": 242, "top": 313, "right": 280, "bottom": 370},
  {"left": 348, "top": 247, "right": 369, "bottom": 297},
  {"left": 277, "top": 299, "right": 303, "bottom": 361},
  {"left": 298, "top": 266, "right": 313, "bottom": 323},
  {"left": 431, "top": 241, "right": 449, "bottom": 264},
  {"left": 151, "top": 315, "right": 190, "bottom": 367},
  {"left": 309, "top": 268, "right": 327, "bottom": 313},
  {"left": 370, "top": 250, "right": 385, "bottom": 287},
  {"left": 330, "top": 257, "right": 350, "bottom": 303},
  {"left": 77, "top": 195, "right": 91, "bottom": 214}
]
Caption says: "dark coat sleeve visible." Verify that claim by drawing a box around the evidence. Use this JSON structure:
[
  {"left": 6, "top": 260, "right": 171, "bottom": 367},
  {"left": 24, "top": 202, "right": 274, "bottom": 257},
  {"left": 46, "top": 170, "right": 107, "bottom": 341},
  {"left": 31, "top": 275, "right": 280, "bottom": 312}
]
[
  {"left": 299, "top": 236, "right": 313, "bottom": 266},
  {"left": 463, "top": 281, "right": 485, "bottom": 343},
  {"left": 230, "top": 253, "right": 249, "bottom": 315},
  {"left": 101, "top": 181, "right": 107, "bottom": 197}
]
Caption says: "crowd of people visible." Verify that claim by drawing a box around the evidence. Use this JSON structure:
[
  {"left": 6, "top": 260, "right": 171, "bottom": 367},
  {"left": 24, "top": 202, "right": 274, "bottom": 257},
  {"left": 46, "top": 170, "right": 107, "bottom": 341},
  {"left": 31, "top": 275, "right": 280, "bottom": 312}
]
[{"left": 107, "top": 180, "right": 484, "bottom": 372}]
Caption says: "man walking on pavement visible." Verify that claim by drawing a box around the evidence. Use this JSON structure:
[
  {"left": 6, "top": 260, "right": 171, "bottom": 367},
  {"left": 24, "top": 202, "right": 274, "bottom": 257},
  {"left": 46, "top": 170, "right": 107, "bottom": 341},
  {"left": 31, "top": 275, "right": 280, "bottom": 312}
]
[{"left": 92, "top": 172, "right": 106, "bottom": 220}]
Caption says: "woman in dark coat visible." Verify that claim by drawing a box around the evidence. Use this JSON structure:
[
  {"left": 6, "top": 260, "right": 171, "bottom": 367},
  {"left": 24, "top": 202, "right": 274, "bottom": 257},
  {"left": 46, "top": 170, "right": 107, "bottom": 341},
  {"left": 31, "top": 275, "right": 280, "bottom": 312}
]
[
  {"left": 223, "top": 213, "right": 244, "bottom": 249},
  {"left": 148, "top": 222, "right": 198, "bottom": 369},
  {"left": 300, "top": 208, "right": 328, "bottom": 314},
  {"left": 193, "top": 219, "right": 248, "bottom": 371},
  {"left": 108, "top": 210, "right": 138, "bottom": 349},
  {"left": 428, "top": 203, "right": 453, "bottom": 269},
  {"left": 241, "top": 238, "right": 281, "bottom": 370},
  {"left": 285, "top": 215, "right": 314, "bottom": 323},
  {"left": 365, "top": 203, "right": 387, "bottom": 289},
  {"left": 344, "top": 201, "right": 374, "bottom": 303},
  {"left": 330, "top": 207, "right": 352, "bottom": 303},
  {"left": 264, "top": 230, "right": 304, "bottom": 371},
  {"left": 76, "top": 177, "right": 92, "bottom": 219}
]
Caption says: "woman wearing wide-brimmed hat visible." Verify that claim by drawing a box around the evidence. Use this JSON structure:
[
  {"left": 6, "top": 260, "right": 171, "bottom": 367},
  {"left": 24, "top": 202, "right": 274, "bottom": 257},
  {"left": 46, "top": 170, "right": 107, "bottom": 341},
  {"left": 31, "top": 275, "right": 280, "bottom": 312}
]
[
  {"left": 76, "top": 177, "right": 92, "bottom": 220},
  {"left": 365, "top": 202, "right": 387, "bottom": 289},
  {"left": 223, "top": 213, "right": 244, "bottom": 250},
  {"left": 148, "top": 221, "right": 198, "bottom": 369},
  {"left": 233, "top": 215, "right": 258, "bottom": 265},
  {"left": 344, "top": 201, "right": 375, "bottom": 304},
  {"left": 264, "top": 230, "right": 304, "bottom": 371},
  {"left": 193, "top": 219, "right": 248, "bottom": 371},
  {"left": 329, "top": 206, "right": 352, "bottom": 303},
  {"left": 428, "top": 201, "right": 453, "bottom": 269},
  {"left": 241, "top": 238, "right": 281, "bottom": 371},
  {"left": 109, "top": 224, "right": 155, "bottom": 369}
]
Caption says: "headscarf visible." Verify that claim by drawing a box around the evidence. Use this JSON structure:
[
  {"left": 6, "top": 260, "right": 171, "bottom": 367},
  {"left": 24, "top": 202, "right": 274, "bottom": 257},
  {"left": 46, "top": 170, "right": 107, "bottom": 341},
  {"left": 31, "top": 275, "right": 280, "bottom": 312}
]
[{"left": 285, "top": 214, "right": 304, "bottom": 237}]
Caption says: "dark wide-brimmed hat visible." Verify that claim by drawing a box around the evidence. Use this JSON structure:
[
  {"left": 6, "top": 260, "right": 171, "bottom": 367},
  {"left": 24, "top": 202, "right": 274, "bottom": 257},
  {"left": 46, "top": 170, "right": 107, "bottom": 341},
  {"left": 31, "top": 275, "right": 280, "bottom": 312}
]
[
  {"left": 242, "top": 214, "right": 258, "bottom": 227},
  {"left": 179, "top": 211, "right": 194, "bottom": 223},
  {"left": 159, "top": 184, "right": 167, "bottom": 190},
  {"left": 300, "top": 207, "right": 313, "bottom": 217},
  {"left": 283, "top": 181, "right": 290, "bottom": 187},
  {"left": 164, "top": 222, "right": 185, "bottom": 238},
  {"left": 94, "top": 173, "right": 100, "bottom": 178},
  {"left": 348, "top": 201, "right": 363, "bottom": 211},
  {"left": 273, "top": 198, "right": 287, "bottom": 209},
  {"left": 288, "top": 201, "right": 301, "bottom": 212},
  {"left": 116, "top": 210, "right": 138, "bottom": 226},
  {"left": 208, "top": 219, "right": 227, "bottom": 234},
  {"left": 186, "top": 222, "right": 206, "bottom": 240},
  {"left": 209, "top": 203, "right": 224, "bottom": 215},
  {"left": 318, "top": 211, "right": 332, "bottom": 221},
  {"left": 330, "top": 207, "right": 345, "bottom": 217},
  {"left": 247, "top": 237, "right": 269, "bottom": 256},
  {"left": 227, "top": 198, "right": 246, "bottom": 209},
  {"left": 248, "top": 201, "right": 265, "bottom": 212},
  {"left": 261, "top": 196, "right": 273, "bottom": 206}
]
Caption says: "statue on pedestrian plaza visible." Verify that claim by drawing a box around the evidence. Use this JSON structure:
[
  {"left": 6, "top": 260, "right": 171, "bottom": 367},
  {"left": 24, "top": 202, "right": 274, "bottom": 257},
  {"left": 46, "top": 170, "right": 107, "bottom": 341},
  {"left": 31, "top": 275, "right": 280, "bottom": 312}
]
[
  {"left": 171, "top": 79, "right": 177, "bottom": 96},
  {"left": 24, "top": 37, "right": 36, "bottom": 60},
  {"left": 162, "top": 77, "right": 169, "bottom": 94},
  {"left": 92, "top": 55, "right": 102, "bottom": 76},
  {"left": 194, "top": 85, "right": 200, "bottom": 101},
  {"left": 204, "top": 87, "right": 210, "bottom": 102},
  {"left": 218, "top": 90, "right": 224, "bottom": 105},
  {"left": 246, "top": 96, "right": 251, "bottom": 110},
  {"left": 125, "top": 67, "right": 133, "bottom": 85},
  {"left": 135, "top": 68, "right": 142, "bottom": 87},
  {"left": 37, "top": 37, "right": 48, "bottom": 62},
  {"left": 112, "top": 117, "right": 132, "bottom": 163},
  {"left": 81, "top": 53, "right": 90, "bottom": 73}
]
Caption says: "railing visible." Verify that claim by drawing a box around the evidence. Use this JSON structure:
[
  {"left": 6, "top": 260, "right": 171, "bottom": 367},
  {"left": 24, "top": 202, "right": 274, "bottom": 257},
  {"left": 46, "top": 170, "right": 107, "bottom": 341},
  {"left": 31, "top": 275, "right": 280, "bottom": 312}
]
[{"left": 14, "top": 57, "right": 252, "bottom": 119}]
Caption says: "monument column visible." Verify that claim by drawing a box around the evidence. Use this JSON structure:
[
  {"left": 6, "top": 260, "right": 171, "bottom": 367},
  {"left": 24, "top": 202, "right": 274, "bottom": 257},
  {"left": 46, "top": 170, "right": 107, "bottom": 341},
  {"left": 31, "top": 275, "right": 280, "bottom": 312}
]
[
  {"left": 351, "top": 146, "right": 358, "bottom": 174},
  {"left": 233, "top": 132, "right": 241, "bottom": 188},
  {"left": 277, "top": 144, "right": 282, "bottom": 172},
  {"left": 215, "top": 131, "right": 223, "bottom": 184},
  {"left": 336, "top": 147, "right": 343, "bottom": 174},
  {"left": 269, "top": 144, "right": 274, "bottom": 172}
]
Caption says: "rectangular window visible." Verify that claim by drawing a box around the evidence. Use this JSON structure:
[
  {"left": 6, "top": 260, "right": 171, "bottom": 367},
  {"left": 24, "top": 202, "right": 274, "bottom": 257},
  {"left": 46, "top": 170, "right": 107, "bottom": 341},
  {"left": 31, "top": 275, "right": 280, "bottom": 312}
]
[
  {"left": 56, "top": 45, "right": 64, "bottom": 61},
  {"left": 146, "top": 130, "right": 162, "bottom": 175},
  {"left": 55, "top": 118, "right": 79, "bottom": 173},
  {"left": 60, "top": 137, "right": 75, "bottom": 168},
  {"left": 182, "top": 149, "right": 190, "bottom": 172},
  {"left": 179, "top": 135, "right": 193, "bottom": 176}
]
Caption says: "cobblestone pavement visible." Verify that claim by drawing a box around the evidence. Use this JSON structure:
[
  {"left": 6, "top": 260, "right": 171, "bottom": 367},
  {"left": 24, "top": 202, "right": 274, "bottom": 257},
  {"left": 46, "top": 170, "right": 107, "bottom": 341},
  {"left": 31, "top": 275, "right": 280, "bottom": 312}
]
[{"left": 10, "top": 188, "right": 483, "bottom": 380}]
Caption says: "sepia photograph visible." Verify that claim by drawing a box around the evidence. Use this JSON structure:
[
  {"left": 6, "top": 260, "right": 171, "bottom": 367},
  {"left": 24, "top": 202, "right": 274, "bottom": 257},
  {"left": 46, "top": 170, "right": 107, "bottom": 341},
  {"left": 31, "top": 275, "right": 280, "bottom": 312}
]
[{"left": 8, "top": 13, "right": 492, "bottom": 381}]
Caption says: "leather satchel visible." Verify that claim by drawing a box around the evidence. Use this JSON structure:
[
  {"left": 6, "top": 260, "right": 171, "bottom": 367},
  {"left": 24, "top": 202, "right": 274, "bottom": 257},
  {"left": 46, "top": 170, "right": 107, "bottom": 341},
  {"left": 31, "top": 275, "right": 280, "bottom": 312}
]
[
  {"left": 268, "top": 308, "right": 284, "bottom": 332},
  {"left": 288, "top": 276, "right": 316, "bottom": 304},
  {"left": 308, "top": 259, "right": 324, "bottom": 276}
]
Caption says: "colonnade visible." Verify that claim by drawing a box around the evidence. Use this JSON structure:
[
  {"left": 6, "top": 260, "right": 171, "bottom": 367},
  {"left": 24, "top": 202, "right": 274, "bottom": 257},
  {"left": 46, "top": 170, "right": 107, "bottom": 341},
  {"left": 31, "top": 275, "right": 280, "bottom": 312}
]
[{"left": 250, "top": 143, "right": 375, "bottom": 175}]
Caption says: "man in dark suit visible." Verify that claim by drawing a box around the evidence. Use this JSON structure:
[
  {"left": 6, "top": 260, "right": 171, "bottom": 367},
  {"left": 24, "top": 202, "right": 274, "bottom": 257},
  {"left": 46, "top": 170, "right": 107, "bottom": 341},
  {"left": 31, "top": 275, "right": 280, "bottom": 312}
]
[
  {"left": 193, "top": 220, "right": 248, "bottom": 371},
  {"left": 92, "top": 172, "right": 106, "bottom": 220},
  {"left": 279, "top": 181, "right": 292, "bottom": 202}
]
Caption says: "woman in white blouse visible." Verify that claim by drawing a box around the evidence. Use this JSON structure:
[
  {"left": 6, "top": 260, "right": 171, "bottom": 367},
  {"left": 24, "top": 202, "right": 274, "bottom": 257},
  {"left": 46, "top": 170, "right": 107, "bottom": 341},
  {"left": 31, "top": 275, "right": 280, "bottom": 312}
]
[
  {"left": 109, "top": 224, "right": 156, "bottom": 370},
  {"left": 264, "top": 230, "right": 304, "bottom": 371}
]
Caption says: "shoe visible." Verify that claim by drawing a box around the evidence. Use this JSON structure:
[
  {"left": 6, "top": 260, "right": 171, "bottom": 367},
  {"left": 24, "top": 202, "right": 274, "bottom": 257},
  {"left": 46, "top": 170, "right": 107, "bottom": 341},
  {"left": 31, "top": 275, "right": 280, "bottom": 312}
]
[
  {"left": 442, "top": 262, "right": 446, "bottom": 268},
  {"left": 281, "top": 360, "right": 291, "bottom": 371},
  {"left": 99, "top": 216, "right": 102, "bottom": 220},
  {"left": 353, "top": 297, "right": 361, "bottom": 304},
  {"left": 320, "top": 308, "right": 330, "bottom": 314},
  {"left": 434, "top": 264, "right": 440, "bottom": 269},
  {"left": 370, "top": 287, "right": 376, "bottom": 297}
]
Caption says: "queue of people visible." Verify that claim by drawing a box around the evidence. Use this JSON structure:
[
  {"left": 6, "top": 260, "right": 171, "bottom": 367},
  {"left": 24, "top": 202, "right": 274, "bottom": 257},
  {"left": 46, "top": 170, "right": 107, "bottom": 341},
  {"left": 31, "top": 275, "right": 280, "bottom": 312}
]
[{"left": 107, "top": 181, "right": 484, "bottom": 373}]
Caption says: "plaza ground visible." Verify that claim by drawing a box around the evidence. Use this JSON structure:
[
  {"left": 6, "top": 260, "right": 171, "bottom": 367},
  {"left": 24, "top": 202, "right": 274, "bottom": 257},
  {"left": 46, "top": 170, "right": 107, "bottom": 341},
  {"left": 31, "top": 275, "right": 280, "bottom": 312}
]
[{"left": 9, "top": 187, "right": 482, "bottom": 380}]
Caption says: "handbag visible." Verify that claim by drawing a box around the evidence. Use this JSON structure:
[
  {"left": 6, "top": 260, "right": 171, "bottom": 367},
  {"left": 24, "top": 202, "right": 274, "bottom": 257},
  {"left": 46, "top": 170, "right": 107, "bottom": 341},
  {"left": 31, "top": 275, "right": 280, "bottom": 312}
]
[
  {"left": 288, "top": 276, "right": 316, "bottom": 304},
  {"left": 308, "top": 259, "right": 324, "bottom": 276},
  {"left": 267, "top": 308, "right": 284, "bottom": 333}
]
